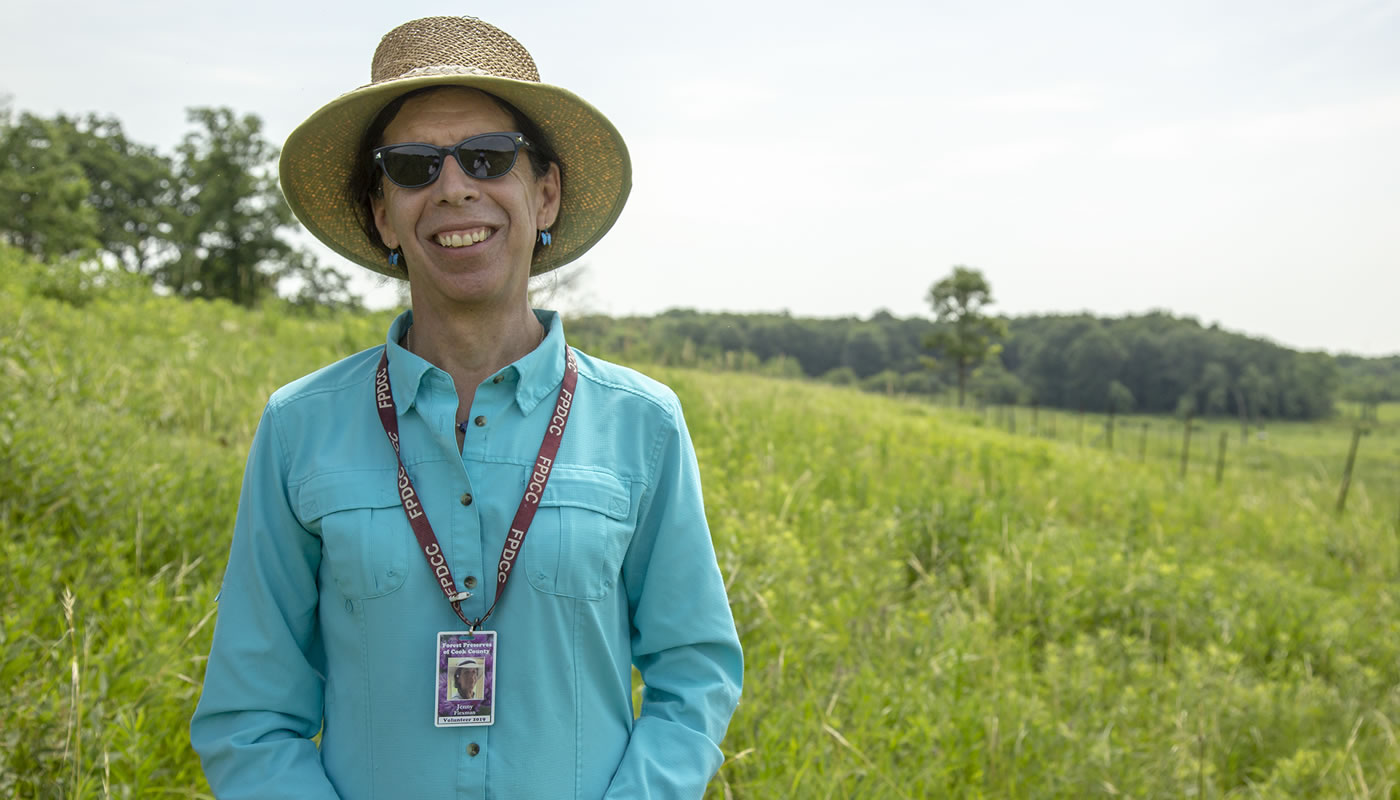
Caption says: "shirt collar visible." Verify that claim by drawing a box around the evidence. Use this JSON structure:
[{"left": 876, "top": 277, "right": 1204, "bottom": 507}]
[
  {"left": 384, "top": 310, "right": 431, "bottom": 416},
  {"left": 511, "top": 310, "right": 567, "bottom": 415},
  {"left": 382, "top": 309, "right": 567, "bottom": 416}
]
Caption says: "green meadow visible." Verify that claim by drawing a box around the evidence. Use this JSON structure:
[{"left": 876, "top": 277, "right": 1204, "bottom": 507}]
[{"left": 3, "top": 252, "right": 1398, "bottom": 798}]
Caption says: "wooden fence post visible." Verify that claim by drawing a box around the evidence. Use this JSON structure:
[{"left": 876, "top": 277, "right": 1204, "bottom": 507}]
[
  {"left": 1335, "top": 425, "right": 1366, "bottom": 514},
  {"left": 1215, "top": 431, "right": 1228, "bottom": 485}
]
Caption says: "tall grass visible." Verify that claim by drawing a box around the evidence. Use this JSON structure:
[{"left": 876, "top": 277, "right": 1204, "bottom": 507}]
[
  {"left": 3, "top": 250, "right": 1397, "bottom": 798},
  {"left": 677, "top": 377, "right": 1399, "bottom": 797}
]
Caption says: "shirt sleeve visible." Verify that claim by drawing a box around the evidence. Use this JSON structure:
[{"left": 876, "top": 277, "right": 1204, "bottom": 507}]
[
  {"left": 190, "top": 402, "right": 340, "bottom": 799},
  {"left": 606, "top": 397, "right": 744, "bottom": 799}
]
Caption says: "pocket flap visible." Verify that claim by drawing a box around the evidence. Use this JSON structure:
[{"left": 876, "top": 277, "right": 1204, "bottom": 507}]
[
  {"left": 540, "top": 469, "right": 631, "bottom": 520},
  {"left": 297, "top": 469, "right": 401, "bottom": 519}
]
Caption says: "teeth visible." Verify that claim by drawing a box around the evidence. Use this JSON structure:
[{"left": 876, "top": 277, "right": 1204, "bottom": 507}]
[{"left": 437, "top": 229, "right": 491, "bottom": 248}]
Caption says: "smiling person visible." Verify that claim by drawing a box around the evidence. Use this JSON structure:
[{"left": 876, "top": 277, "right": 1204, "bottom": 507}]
[{"left": 190, "top": 16, "right": 743, "bottom": 800}]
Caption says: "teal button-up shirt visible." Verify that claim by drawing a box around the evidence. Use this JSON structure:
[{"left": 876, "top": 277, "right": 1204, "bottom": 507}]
[{"left": 191, "top": 310, "right": 743, "bottom": 799}]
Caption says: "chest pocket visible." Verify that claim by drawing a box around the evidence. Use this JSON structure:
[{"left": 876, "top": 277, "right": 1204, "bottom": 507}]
[
  {"left": 525, "top": 469, "right": 635, "bottom": 601},
  {"left": 298, "top": 470, "right": 409, "bottom": 600}
]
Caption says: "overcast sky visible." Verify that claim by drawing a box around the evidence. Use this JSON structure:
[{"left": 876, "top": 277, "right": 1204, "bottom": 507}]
[{"left": 4, "top": 0, "right": 1397, "bottom": 355}]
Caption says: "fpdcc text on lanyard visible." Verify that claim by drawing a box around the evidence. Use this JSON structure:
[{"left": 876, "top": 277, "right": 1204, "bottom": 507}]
[{"left": 374, "top": 343, "right": 579, "bottom": 727}]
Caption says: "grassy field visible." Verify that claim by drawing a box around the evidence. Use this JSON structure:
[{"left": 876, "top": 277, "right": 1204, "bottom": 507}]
[
  {"left": 964, "top": 403, "right": 1399, "bottom": 518},
  {"left": 3, "top": 252, "right": 1398, "bottom": 798}
]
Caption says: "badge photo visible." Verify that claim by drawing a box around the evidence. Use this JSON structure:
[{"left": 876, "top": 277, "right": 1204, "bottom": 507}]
[{"left": 435, "top": 631, "right": 497, "bottom": 727}]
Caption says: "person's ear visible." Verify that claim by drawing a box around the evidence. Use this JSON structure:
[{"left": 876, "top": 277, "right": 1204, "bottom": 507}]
[
  {"left": 534, "top": 162, "right": 561, "bottom": 230},
  {"left": 371, "top": 192, "right": 400, "bottom": 250}
]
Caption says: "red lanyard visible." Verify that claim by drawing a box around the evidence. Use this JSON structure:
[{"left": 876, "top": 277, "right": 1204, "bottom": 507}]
[{"left": 374, "top": 344, "right": 578, "bottom": 630}]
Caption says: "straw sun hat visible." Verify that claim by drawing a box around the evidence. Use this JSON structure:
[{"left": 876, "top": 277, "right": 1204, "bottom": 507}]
[{"left": 280, "top": 16, "right": 632, "bottom": 279}]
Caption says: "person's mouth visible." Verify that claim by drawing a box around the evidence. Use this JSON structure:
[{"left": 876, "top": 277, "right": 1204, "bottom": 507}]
[{"left": 433, "top": 226, "right": 495, "bottom": 248}]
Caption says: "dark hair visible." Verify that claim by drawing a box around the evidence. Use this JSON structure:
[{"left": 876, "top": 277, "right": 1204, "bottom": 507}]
[{"left": 347, "top": 86, "right": 563, "bottom": 273}]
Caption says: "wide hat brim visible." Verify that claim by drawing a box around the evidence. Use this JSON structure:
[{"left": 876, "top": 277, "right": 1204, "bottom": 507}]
[{"left": 281, "top": 59, "right": 631, "bottom": 279}]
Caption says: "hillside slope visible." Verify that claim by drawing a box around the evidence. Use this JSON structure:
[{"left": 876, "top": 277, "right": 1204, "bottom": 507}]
[{"left": 3, "top": 251, "right": 1397, "bottom": 798}]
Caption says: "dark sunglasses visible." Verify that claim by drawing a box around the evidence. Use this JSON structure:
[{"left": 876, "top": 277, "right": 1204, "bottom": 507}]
[{"left": 372, "top": 132, "right": 532, "bottom": 189}]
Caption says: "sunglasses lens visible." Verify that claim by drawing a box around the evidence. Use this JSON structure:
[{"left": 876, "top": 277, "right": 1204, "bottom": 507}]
[
  {"left": 380, "top": 145, "right": 443, "bottom": 188},
  {"left": 376, "top": 134, "right": 523, "bottom": 188},
  {"left": 454, "top": 134, "right": 518, "bottom": 179}
]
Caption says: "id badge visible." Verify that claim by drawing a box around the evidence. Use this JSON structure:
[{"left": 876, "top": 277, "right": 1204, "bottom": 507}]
[{"left": 435, "top": 630, "right": 496, "bottom": 727}]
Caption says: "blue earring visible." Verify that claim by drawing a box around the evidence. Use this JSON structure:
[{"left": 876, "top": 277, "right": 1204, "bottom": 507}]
[
  {"left": 538, "top": 229, "right": 552, "bottom": 247},
  {"left": 389, "top": 249, "right": 401, "bottom": 267}
]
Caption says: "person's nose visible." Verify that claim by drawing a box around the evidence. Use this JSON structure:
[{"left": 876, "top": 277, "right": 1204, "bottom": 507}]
[{"left": 431, "top": 152, "right": 481, "bottom": 205}]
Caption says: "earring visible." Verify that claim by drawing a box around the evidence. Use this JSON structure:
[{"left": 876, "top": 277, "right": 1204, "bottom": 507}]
[
  {"left": 389, "top": 249, "right": 401, "bottom": 267},
  {"left": 538, "top": 229, "right": 552, "bottom": 247}
]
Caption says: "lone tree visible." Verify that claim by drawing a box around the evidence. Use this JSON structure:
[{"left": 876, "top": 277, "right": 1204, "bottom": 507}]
[{"left": 924, "top": 266, "right": 1007, "bottom": 407}]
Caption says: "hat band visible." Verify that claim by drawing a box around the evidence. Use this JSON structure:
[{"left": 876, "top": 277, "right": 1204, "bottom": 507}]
[{"left": 391, "top": 64, "right": 497, "bottom": 81}]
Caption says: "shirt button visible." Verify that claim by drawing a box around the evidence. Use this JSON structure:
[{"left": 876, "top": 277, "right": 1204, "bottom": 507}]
[
  {"left": 492, "top": 374, "right": 504, "bottom": 384},
  {"left": 465, "top": 575, "right": 478, "bottom": 589},
  {"left": 460, "top": 492, "right": 473, "bottom": 506},
  {"left": 474, "top": 415, "right": 487, "bottom": 427},
  {"left": 467, "top": 743, "right": 480, "bottom": 757}
]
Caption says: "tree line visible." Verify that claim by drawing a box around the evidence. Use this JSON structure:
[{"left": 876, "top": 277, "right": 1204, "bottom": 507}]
[
  {"left": 0, "top": 106, "right": 356, "bottom": 309},
  {"left": 1334, "top": 355, "right": 1400, "bottom": 407},
  {"left": 568, "top": 303, "right": 1387, "bottom": 422}
]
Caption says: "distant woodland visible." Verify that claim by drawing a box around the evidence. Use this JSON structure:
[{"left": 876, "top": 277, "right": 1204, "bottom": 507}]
[{"left": 567, "top": 309, "right": 1399, "bottom": 422}]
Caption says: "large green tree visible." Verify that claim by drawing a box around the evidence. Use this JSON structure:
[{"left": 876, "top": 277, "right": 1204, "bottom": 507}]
[
  {"left": 62, "top": 114, "right": 176, "bottom": 274},
  {"left": 0, "top": 110, "right": 102, "bottom": 260},
  {"left": 924, "top": 266, "right": 1008, "bottom": 407},
  {"left": 155, "top": 107, "right": 357, "bottom": 309},
  {"left": 160, "top": 107, "right": 293, "bottom": 306},
  {"left": 0, "top": 111, "right": 175, "bottom": 271}
]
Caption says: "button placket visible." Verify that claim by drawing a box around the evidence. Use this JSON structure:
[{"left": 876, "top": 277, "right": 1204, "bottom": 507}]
[{"left": 461, "top": 376, "right": 511, "bottom": 456}]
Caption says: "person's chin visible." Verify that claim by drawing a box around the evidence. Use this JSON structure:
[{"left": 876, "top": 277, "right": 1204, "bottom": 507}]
[{"left": 414, "top": 262, "right": 519, "bottom": 305}]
